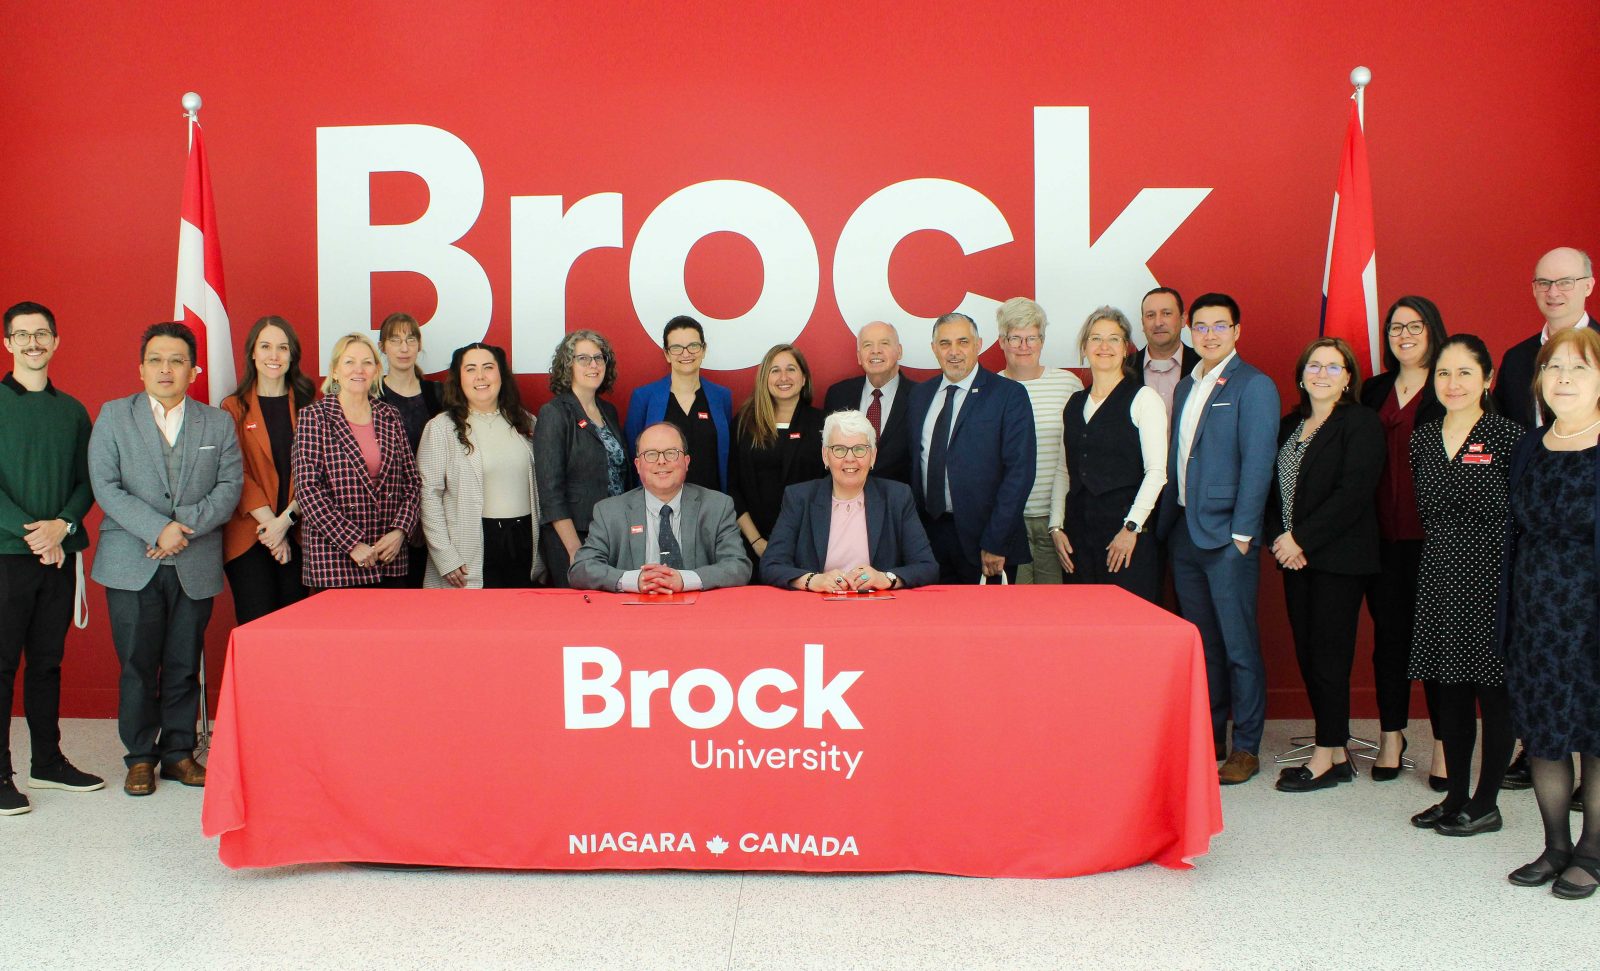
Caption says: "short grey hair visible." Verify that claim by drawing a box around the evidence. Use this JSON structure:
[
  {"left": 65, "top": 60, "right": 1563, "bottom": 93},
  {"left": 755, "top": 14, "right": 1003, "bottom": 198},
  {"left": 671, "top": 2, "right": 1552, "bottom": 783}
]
[
  {"left": 931, "top": 311, "right": 977, "bottom": 340},
  {"left": 996, "top": 297, "right": 1048, "bottom": 336},
  {"left": 1076, "top": 306, "right": 1136, "bottom": 364},
  {"left": 1582, "top": 248, "right": 1595, "bottom": 277},
  {"left": 823, "top": 410, "right": 877, "bottom": 449}
]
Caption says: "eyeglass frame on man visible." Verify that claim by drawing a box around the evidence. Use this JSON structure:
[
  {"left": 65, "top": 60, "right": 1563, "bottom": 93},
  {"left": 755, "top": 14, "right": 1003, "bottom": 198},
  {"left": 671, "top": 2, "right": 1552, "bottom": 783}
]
[
  {"left": 639, "top": 447, "right": 686, "bottom": 464},
  {"left": 5, "top": 328, "right": 56, "bottom": 346},
  {"left": 1190, "top": 322, "right": 1236, "bottom": 336},
  {"left": 1532, "top": 276, "right": 1593, "bottom": 293}
]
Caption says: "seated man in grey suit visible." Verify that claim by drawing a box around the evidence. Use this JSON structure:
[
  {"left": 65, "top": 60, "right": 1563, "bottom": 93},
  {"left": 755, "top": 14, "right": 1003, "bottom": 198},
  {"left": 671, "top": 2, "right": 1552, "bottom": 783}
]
[
  {"left": 569, "top": 422, "right": 750, "bottom": 592},
  {"left": 88, "top": 322, "right": 242, "bottom": 797}
]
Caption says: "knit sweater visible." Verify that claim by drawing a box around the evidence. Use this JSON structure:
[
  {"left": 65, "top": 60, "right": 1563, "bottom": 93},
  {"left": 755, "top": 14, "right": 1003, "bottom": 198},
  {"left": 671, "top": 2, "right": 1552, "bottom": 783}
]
[{"left": 0, "top": 373, "right": 93, "bottom": 555}]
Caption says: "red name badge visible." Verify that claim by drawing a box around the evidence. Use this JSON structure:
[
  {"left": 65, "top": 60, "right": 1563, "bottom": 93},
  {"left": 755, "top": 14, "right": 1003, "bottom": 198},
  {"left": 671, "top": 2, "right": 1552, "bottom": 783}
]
[
  {"left": 578, "top": 419, "right": 589, "bottom": 428},
  {"left": 789, "top": 432, "right": 802, "bottom": 439},
  {"left": 1463, "top": 452, "right": 1493, "bottom": 465},
  {"left": 697, "top": 411, "right": 710, "bottom": 420},
  {"left": 629, "top": 525, "right": 644, "bottom": 534}
]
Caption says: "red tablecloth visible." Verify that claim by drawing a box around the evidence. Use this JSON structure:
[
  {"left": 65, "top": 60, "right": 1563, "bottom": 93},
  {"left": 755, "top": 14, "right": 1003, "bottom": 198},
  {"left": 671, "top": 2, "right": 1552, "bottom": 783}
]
[{"left": 201, "top": 586, "right": 1221, "bottom": 876}]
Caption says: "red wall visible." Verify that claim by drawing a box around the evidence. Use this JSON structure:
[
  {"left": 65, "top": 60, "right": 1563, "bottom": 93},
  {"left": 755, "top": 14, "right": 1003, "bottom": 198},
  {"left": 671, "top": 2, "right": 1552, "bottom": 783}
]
[{"left": 4, "top": 2, "right": 1598, "bottom": 718}]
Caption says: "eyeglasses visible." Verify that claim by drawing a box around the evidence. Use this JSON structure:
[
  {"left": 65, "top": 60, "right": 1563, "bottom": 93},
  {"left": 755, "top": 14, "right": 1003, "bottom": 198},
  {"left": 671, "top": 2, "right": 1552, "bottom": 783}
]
[
  {"left": 666, "top": 342, "right": 705, "bottom": 356},
  {"left": 1532, "top": 276, "right": 1592, "bottom": 293},
  {"left": 573, "top": 353, "right": 605, "bottom": 367},
  {"left": 639, "top": 448, "right": 685, "bottom": 464},
  {"left": 6, "top": 329, "right": 55, "bottom": 346},
  {"left": 143, "top": 355, "right": 192, "bottom": 369},
  {"left": 1190, "top": 323, "right": 1236, "bottom": 336},
  {"left": 1304, "top": 363, "right": 1347, "bottom": 377},
  {"left": 384, "top": 335, "right": 420, "bottom": 348},
  {"left": 826, "top": 444, "right": 873, "bottom": 458},
  {"left": 1540, "top": 362, "right": 1594, "bottom": 378},
  {"left": 1387, "top": 321, "right": 1426, "bottom": 337},
  {"left": 1003, "top": 335, "right": 1041, "bottom": 348}
]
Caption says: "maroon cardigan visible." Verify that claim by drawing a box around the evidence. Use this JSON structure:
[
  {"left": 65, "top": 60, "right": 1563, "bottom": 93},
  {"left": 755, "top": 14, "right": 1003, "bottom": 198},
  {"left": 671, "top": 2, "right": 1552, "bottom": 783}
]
[{"left": 290, "top": 397, "right": 421, "bottom": 588}]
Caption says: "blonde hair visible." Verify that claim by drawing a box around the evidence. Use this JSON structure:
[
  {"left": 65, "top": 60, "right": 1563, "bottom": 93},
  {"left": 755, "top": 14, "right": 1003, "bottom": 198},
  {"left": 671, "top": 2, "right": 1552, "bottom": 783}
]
[
  {"left": 322, "top": 333, "right": 382, "bottom": 398},
  {"left": 996, "top": 297, "right": 1048, "bottom": 336}
]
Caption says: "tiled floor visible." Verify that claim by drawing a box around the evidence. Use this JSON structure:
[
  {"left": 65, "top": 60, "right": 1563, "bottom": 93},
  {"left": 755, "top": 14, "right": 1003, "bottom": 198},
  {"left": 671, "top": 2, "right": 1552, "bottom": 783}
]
[{"left": 1, "top": 717, "right": 1590, "bottom": 970}]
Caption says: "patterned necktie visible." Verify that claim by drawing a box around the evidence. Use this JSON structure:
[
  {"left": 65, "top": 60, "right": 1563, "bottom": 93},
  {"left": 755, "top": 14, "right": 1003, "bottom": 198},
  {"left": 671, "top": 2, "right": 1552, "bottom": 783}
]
[
  {"left": 867, "top": 387, "right": 883, "bottom": 436},
  {"left": 925, "top": 385, "right": 959, "bottom": 518},
  {"left": 657, "top": 504, "right": 684, "bottom": 570}
]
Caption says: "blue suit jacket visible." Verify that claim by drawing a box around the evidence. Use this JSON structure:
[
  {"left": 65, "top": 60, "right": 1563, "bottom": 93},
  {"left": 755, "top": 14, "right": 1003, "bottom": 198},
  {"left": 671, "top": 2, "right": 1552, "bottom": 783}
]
[
  {"left": 624, "top": 376, "right": 733, "bottom": 491},
  {"left": 759, "top": 476, "right": 940, "bottom": 588},
  {"left": 1157, "top": 355, "right": 1280, "bottom": 549},
  {"left": 906, "top": 366, "right": 1035, "bottom": 564}
]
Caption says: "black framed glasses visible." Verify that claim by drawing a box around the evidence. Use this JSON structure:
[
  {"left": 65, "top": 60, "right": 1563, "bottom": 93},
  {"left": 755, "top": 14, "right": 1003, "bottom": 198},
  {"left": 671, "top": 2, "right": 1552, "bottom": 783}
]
[{"left": 826, "top": 444, "right": 872, "bottom": 458}]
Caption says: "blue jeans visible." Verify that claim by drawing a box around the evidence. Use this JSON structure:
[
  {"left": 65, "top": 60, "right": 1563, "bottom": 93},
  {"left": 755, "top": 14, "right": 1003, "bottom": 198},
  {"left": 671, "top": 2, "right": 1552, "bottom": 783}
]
[{"left": 1169, "top": 512, "right": 1266, "bottom": 755}]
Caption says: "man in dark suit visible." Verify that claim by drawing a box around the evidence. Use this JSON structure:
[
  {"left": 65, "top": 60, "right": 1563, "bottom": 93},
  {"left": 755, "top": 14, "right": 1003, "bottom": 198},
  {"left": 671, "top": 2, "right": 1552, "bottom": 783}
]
[
  {"left": 822, "top": 321, "right": 920, "bottom": 484},
  {"left": 1134, "top": 287, "right": 1201, "bottom": 424},
  {"left": 907, "top": 312, "right": 1035, "bottom": 583},
  {"left": 569, "top": 422, "right": 750, "bottom": 592},
  {"left": 1495, "top": 247, "right": 1594, "bottom": 429},
  {"left": 1156, "top": 293, "right": 1279, "bottom": 785},
  {"left": 88, "top": 322, "right": 242, "bottom": 797}
]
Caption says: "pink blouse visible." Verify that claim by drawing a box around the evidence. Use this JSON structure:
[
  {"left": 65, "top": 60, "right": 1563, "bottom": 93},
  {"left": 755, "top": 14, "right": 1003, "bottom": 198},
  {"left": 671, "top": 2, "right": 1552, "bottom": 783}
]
[
  {"left": 346, "top": 417, "right": 382, "bottom": 479},
  {"left": 823, "top": 493, "right": 871, "bottom": 572}
]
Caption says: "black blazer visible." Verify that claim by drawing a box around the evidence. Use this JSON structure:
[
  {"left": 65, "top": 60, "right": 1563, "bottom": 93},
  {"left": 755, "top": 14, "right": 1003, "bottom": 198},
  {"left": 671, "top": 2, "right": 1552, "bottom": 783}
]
[
  {"left": 759, "top": 476, "right": 940, "bottom": 589},
  {"left": 822, "top": 371, "right": 920, "bottom": 484},
  {"left": 728, "top": 405, "right": 827, "bottom": 539},
  {"left": 1265, "top": 403, "right": 1385, "bottom": 576},
  {"left": 532, "top": 392, "right": 630, "bottom": 533},
  {"left": 1496, "top": 432, "right": 1600, "bottom": 659},
  {"left": 1493, "top": 333, "right": 1543, "bottom": 430},
  {"left": 1360, "top": 369, "right": 1445, "bottom": 427},
  {"left": 1134, "top": 344, "right": 1201, "bottom": 381}
]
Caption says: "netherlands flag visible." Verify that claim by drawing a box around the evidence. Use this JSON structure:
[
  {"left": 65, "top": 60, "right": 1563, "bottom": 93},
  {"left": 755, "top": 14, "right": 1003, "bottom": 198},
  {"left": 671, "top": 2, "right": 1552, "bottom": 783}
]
[
  {"left": 174, "top": 96, "right": 234, "bottom": 404},
  {"left": 1320, "top": 76, "right": 1379, "bottom": 375}
]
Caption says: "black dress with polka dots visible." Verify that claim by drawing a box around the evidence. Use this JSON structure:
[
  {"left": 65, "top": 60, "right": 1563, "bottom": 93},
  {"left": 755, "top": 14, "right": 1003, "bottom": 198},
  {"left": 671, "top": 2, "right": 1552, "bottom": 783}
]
[
  {"left": 1507, "top": 442, "right": 1600, "bottom": 760},
  {"left": 1407, "top": 415, "right": 1524, "bottom": 685}
]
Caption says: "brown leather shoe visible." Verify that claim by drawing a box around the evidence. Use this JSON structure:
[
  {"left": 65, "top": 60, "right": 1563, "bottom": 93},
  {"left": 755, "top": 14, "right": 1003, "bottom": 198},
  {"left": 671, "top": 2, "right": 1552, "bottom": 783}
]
[
  {"left": 1218, "top": 750, "right": 1260, "bottom": 786},
  {"left": 124, "top": 763, "right": 156, "bottom": 797},
  {"left": 160, "top": 757, "right": 206, "bottom": 787}
]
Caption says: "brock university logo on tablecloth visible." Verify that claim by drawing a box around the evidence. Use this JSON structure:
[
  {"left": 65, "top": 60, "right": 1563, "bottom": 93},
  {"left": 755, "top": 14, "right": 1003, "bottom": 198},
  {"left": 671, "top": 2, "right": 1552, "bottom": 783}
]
[{"left": 561, "top": 643, "right": 865, "bottom": 859}]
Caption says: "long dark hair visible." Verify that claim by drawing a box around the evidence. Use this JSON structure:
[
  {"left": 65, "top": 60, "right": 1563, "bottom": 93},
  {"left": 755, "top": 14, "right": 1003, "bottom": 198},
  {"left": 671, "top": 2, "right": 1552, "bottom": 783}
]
[
  {"left": 1431, "top": 333, "right": 1498, "bottom": 415},
  {"left": 230, "top": 315, "right": 316, "bottom": 407},
  {"left": 440, "top": 342, "right": 533, "bottom": 453},
  {"left": 736, "top": 343, "right": 814, "bottom": 448},
  {"left": 1380, "top": 296, "right": 1448, "bottom": 375}
]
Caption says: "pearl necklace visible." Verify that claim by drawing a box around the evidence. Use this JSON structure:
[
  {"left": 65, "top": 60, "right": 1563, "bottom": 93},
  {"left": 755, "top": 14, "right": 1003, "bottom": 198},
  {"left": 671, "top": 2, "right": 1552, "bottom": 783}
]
[{"left": 1550, "top": 416, "right": 1600, "bottom": 439}]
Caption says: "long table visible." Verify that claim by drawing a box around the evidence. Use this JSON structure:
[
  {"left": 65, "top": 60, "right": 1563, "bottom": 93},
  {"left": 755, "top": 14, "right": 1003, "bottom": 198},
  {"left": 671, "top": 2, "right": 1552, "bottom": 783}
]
[{"left": 201, "top": 585, "right": 1221, "bottom": 877}]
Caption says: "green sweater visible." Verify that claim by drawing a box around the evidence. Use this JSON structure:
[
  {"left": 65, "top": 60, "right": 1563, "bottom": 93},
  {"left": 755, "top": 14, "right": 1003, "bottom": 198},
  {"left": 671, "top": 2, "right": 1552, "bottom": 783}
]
[{"left": 0, "top": 374, "right": 93, "bottom": 555}]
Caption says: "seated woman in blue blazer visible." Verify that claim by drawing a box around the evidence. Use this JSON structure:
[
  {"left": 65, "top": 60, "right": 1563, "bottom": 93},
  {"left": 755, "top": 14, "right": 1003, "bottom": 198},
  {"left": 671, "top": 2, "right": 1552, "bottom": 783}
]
[{"left": 760, "top": 410, "right": 939, "bottom": 591}]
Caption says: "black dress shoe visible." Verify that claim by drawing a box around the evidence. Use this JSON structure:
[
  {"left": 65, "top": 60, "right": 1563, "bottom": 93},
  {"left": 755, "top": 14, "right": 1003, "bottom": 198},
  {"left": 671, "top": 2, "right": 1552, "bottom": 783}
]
[
  {"left": 1551, "top": 855, "right": 1600, "bottom": 900},
  {"left": 1509, "top": 849, "right": 1572, "bottom": 887},
  {"left": 1370, "top": 736, "right": 1406, "bottom": 782},
  {"left": 1276, "top": 764, "right": 1346, "bottom": 792},
  {"left": 1502, "top": 748, "right": 1532, "bottom": 790},
  {"left": 1429, "top": 774, "right": 1450, "bottom": 793},
  {"left": 1411, "top": 803, "right": 1453, "bottom": 829},
  {"left": 1435, "top": 807, "right": 1503, "bottom": 837}
]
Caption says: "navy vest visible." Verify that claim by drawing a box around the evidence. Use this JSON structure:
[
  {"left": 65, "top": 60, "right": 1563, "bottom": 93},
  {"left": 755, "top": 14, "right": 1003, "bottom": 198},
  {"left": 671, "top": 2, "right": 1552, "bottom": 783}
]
[{"left": 1064, "top": 378, "right": 1144, "bottom": 498}]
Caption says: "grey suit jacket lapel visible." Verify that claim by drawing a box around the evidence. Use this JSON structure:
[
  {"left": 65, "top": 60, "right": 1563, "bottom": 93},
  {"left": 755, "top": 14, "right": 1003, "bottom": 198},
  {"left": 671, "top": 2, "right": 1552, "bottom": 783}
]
[
  {"left": 678, "top": 487, "right": 702, "bottom": 566},
  {"left": 625, "top": 491, "right": 648, "bottom": 568},
  {"left": 173, "top": 404, "right": 203, "bottom": 500},
  {"left": 133, "top": 395, "right": 172, "bottom": 494}
]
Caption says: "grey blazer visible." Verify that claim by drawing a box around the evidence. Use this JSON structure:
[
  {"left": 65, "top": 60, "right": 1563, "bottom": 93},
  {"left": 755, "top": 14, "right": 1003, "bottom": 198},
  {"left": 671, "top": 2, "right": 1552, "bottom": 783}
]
[
  {"left": 88, "top": 393, "right": 243, "bottom": 599},
  {"left": 569, "top": 484, "right": 751, "bottom": 591},
  {"left": 416, "top": 410, "right": 545, "bottom": 588}
]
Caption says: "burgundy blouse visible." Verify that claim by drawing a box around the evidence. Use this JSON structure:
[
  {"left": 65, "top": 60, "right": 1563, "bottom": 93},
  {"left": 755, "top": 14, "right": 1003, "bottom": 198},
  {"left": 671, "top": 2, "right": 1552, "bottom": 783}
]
[{"left": 1376, "top": 387, "right": 1424, "bottom": 541}]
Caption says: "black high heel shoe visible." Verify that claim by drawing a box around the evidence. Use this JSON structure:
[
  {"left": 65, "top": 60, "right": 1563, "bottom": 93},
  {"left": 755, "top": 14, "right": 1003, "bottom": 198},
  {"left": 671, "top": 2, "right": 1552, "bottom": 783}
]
[{"left": 1371, "top": 735, "right": 1407, "bottom": 782}]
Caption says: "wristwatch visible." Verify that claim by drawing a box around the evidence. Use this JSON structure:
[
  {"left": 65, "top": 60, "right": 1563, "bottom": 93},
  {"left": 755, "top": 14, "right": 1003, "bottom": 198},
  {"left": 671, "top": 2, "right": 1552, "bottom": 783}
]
[
  {"left": 1123, "top": 520, "right": 1139, "bottom": 534},
  {"left": 884, "top": 572, "right": 900, "bottom": 589},
  {"left": 62, "top": 518, "right": 77, "bottom": 536}
]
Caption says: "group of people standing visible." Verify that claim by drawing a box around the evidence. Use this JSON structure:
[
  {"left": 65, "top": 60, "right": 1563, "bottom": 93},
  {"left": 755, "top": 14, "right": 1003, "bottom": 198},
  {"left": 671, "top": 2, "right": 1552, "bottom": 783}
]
[{"left": 2, "top": 246, "right": 1596, "bottom": 899}]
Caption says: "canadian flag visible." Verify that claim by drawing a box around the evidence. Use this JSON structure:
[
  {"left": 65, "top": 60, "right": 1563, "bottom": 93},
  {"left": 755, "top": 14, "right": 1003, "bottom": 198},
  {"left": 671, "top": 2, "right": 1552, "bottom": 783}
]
[
  {"left": 1319, "top": 78, "right": 1379, "bottom": 374},
  {"left": 174, "top": 100, "right": 234, "bottom": 404}
]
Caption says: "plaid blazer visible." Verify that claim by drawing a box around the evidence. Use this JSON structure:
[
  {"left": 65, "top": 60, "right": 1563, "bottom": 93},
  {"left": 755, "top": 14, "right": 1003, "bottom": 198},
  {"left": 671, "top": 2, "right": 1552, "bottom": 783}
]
[{"left": 290, "top": 397, "right": 421, "bottom": 588}]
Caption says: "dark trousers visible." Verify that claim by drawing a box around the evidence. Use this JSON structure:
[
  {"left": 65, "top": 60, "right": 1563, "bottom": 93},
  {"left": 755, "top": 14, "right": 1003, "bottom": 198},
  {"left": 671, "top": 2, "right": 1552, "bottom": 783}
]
[
  {"left": 105, "top": 568, "right": 213, "bottom": 768},
  {"left": 922, "top": 515, "right": 1019, "bottom": 584},
  {"left": 224, "top": 543, "right": 308, "bottom": 625},
  {"left": 1431, "top": 679, "right": 1514, "bottom": 814},
  {"left": 1365, "top": 538, "right": 1427, "bottom": 732},
  {"left": 402, "top": 541, "right": 429, "bottom": 588},
  {"left": 0, "top": 554, "right": 74, "bottom": 775},
  {"left": 482, "top": 516, "right": 535, "bottom": 589},
  {"left": 1169, "top": 512, "right": 1266, "bottom": 754},
  {"left": 539, "top": 523, "right": 585, "bottom": 589},
  {"left": 1065, "top": 490, "right": 1160, "bottom": 604},
  {"left": 1283, "top": 567, "right": 1368, "bottom": 748}
]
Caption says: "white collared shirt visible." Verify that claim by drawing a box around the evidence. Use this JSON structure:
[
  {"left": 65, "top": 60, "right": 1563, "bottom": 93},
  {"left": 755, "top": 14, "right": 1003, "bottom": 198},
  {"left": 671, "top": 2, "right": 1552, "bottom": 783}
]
[
  {"left": 857, "top": 372, "right": 902, "bottom": 425},
  {"left": 617, "top": 488, "right": 704, "bottom": 593},
  {"left": 147, "top": 394, "right": 187, "bottom": 447},
  {"left": 920, "top": 367, "right": 980, "bottom": 511}
]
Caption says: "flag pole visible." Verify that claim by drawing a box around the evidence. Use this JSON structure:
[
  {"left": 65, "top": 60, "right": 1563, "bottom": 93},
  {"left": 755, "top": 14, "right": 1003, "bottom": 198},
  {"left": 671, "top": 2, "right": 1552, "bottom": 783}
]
[
  {"left": 179, "top": 89, "right": 212, "bottom": 756},
  {"left": 1350, "top": 66, "right": 1370, "bottom": 124}
]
